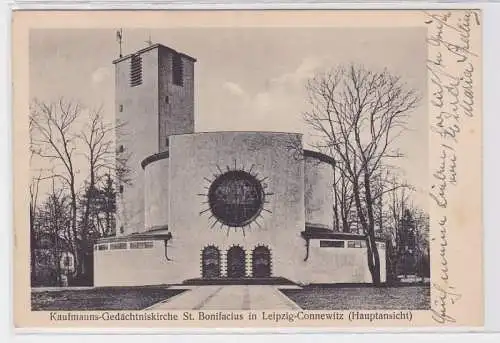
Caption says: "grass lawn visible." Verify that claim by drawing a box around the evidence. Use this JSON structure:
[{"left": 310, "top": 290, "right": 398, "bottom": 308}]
[
  {"left": 31, "top": 286, "right": 185, "bottom": 311},
  {"left": 281, "top": 285, "right": 430, "bottom": 310}
]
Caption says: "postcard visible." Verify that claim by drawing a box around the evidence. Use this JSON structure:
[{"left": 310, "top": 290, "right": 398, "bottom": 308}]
[{"left": 12, "top": 9, "right": 482, "bottom": 329}]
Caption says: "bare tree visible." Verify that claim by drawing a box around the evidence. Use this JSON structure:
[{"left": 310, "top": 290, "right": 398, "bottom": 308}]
[
  {"left": 413, "top": 209, "right": 430, "bottom": 281},
  {"left": 383, "top": 177, "right": 412, "bottom": 281},
  {"left": 387, "top": 177, "right": 410, "bottom": 243},
  {"left": 372, "top": 168, "right": 414, "bottom": 233},
  {"left": 30, "top": 98, "right": 131, "bottom": 285},
  {"left": 97, "top": 173, "right": 117, "bottom": 237},
  {"left": 32, "top": 178, "right": 72, "bottom": 286},
  {"left": 30, "top": 98, "right": 82, "bottom": 279},
  {"left": 29, "top": 171, "right": 42, "bottom": 285},
  {"left": 78, "top": 107, "right": 116, "bottom": 268},
  {"left": 303, "top": 64, "right": 421, "bottom": 285},
  {"left": 29, "top": 119, "right": 43, "bottom": 247},
  {"left": 379, "top": 178, "right": 430, "bottom": 283},
  {"left": 332, "top": 160, "right": 355, "bottom": 232}
]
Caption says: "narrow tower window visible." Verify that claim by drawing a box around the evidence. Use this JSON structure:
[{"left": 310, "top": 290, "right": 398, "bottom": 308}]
[
  {"left": 172, "top": 53, "right": 184, "bottom": 86},
  {"left": 130, "top": 54, "right": 143, "bottom": 87}
]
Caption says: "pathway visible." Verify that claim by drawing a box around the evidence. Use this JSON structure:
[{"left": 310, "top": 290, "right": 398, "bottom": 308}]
[{"left": 147, "top": 285, "right": 301, "bottom": 310}]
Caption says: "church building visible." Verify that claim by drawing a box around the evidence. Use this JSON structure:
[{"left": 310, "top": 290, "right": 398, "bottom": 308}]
[{"left": 93, "top": 43, "right": 387, "bottom": 286}]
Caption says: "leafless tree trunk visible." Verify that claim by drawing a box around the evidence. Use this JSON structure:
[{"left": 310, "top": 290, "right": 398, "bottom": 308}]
[
  {"left": 30, "top": 98, "right": 131, "bottom": 285},
  {"left": 332, "top": 165, "right": 341, "bottom": 231},
  {"left": 30, "top": 98, "right": 82, "bottom": 279},
  {"left": 48, "top": 179, "right": 65, "bottom": 286},
  {"left": 79, "top": 107, "right": 115, "bottom": 263},
  {"left": 411, "top": 208, "right": 430, "bottom": 281},
  {"left": 303, "top": 64, "right": 420, "bottom": 285},
  {"left": 29, "top": 172, "right": 41, "bottom": 285},
  {"left": 339, "top": 174, "right": 354, "bottom": 233},
  {"left": 331, "top": 159, "right": 355, "bottom": 232},
  {"left": 388, "top": 177, "right": 409, "bottom": 242}
]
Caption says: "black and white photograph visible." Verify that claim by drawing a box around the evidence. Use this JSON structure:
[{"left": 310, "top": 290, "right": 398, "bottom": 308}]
[{"left": 12, "top": 9, "right": 483, "bottom": 328}]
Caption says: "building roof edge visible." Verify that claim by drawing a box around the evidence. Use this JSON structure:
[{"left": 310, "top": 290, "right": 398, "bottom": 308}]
[{"left": 112, "top": 43, "right": 197, "bottom": 64}]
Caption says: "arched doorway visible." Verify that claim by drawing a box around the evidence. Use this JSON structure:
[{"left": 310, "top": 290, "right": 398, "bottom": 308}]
[
  {"left": 252, "top": 246, "right": 271, "bottom": 278},
  {"left": 201, "top": 246, "right": 221, "bottom": 278},
  {"left": 226, "top": 246, "right": 246, "bottom": 278}
]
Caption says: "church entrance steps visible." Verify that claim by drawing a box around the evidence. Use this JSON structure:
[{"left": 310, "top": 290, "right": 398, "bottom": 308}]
[
  {"left": 182, "top": 277, "right": 296, "bottom": 286},
  {"left": 146, "top": 285, "right": 301, "bottom": 310},
  {"left": 167, "top": 285, "right": 201, "bottom": 290}
]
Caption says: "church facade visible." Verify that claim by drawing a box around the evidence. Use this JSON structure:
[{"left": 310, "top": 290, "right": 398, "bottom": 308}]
[{"left": 93, "top": 44, "right": 387, "bottom": 287}]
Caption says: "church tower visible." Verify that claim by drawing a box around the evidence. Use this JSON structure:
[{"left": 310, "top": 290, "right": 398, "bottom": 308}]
[{"left": 113, "top": 44, "right": 196, "bottom": 236}]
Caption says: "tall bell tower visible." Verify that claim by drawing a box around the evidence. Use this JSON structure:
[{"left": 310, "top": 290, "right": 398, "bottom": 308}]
[{"left": 113, "top": 43, "right": 196, "bottom": 235}]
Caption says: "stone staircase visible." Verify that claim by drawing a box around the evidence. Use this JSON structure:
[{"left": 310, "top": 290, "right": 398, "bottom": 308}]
[{"left": 182, "top": 276, "right": 296, "bottom": 286}]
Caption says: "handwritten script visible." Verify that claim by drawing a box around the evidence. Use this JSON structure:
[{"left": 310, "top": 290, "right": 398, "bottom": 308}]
[{"left": 425, "top": 10, "right": 479, "bottom": 324}]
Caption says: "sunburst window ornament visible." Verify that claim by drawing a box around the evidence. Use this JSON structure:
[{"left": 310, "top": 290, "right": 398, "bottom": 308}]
[{"left": 198, "top": 161, "right": 273, "bottom": 236}]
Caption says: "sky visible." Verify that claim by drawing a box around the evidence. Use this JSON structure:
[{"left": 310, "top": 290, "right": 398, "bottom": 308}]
[{"left": 30, "top": 27, "right": 428, "bottom": 208}]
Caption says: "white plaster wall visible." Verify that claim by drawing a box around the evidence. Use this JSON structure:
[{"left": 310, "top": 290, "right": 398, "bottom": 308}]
[
  {"left": 115, "top": 48, "right": 160, "bottom": 235},
  {"left": 167, "top": 132, "right": 306, "bottom": 283},
  {"left": 100, "top": 128, "right": 387, "bottom": 286},
  {"left": 297, "top": 239, "right": 387, "bottom": 284},
  {"left": 144, "top": 158, "right": 169, "bottom": 229},
  {"left": 94, "top": 240, "right": 180, "bottom": 286},
  {"left": 94, "top": 239, "right": 387, "bottom": 286},
  {"left": 304, "top": 157, "right": 335, "bottom": 229}
]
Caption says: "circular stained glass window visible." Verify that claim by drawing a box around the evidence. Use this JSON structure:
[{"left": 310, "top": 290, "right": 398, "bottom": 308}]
[{"left": 208, "top": 170, "right": 264, "bottom": 227}]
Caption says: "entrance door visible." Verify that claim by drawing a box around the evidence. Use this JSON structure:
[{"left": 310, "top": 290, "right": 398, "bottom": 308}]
[
  {"left": 252, "top": 246, "right": 271, "bottom": 278},
  {"left": 202, "top": 246, "right": 221, "bottom": 278},
  {"left": 226, "top": 246, "right": 246, "bottom": 278}
]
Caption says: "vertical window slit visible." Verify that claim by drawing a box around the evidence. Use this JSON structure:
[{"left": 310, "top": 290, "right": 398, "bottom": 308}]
[
  {"left": 130, "top": 54, "right": 143, "bottom": 87},
  {"left": 172, "top": 53, "right": 184, "bottom": 86}
]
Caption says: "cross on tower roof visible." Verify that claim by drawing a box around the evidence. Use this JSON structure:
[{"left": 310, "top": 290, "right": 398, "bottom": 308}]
[
  {"left": 116, "top": 28, "right": 123, "bottom": 58},
  {"left": 145, "top": 34, "right": 153, "bottom": 47}
]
